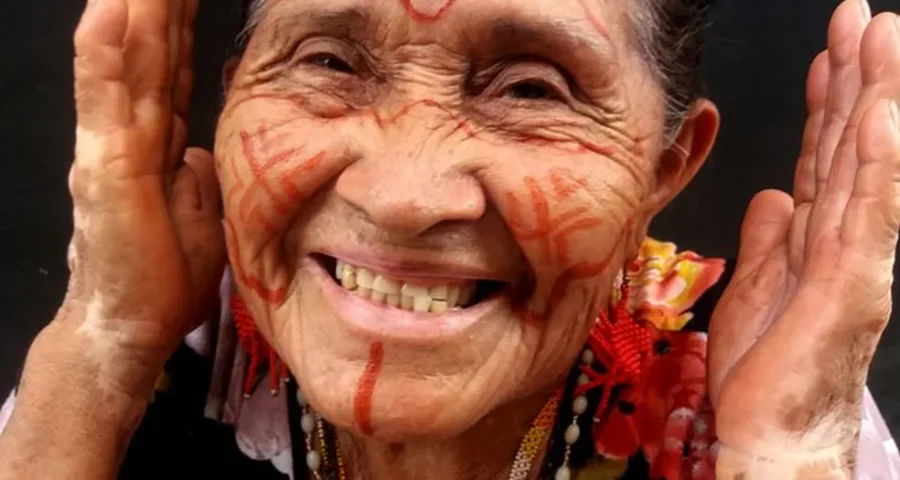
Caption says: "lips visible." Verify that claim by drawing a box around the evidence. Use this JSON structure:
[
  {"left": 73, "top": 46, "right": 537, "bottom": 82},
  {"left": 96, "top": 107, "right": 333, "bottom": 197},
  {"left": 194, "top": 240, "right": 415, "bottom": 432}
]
[
  {"left": 305, "top": 254, "right": 514, "bottom": 342},
  {"left": 315, "top": 255, "right": 506, "bottom": 314}
]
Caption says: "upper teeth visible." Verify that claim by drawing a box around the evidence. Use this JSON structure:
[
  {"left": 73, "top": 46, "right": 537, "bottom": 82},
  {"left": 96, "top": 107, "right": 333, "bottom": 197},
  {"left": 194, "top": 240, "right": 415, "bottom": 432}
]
[{"left": 336, "top": 260, "right": 475, "bottom": 312}]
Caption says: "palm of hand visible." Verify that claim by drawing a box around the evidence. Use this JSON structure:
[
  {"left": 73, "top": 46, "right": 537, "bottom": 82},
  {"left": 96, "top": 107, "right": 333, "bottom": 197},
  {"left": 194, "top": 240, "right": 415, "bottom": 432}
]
[
  {"left": 709, "top": 2, "right": 900, "bottom": 457},
  {"left": 67, "top": 0, "right": 223, "bottom": 374}
]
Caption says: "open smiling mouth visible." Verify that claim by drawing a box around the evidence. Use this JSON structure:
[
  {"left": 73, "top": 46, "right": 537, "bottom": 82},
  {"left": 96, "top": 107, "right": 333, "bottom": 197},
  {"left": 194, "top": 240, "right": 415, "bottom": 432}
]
[{"left": 314, "top": 255, "right": 507, "bottom": 313}]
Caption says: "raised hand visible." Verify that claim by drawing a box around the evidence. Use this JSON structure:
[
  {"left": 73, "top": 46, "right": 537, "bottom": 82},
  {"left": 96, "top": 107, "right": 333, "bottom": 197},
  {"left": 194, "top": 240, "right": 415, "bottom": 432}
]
[
  {"left": 709, "top": 1, "right": 899, "bottom": 474},
  {"left": 58, "top": 0, "right": 223, "bottom": 396}
]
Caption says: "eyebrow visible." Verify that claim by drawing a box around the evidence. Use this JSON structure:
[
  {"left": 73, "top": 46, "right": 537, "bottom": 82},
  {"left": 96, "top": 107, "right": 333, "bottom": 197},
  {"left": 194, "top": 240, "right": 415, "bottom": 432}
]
[
  {"left": 258, "top": 4, "right": 375, "bottom": 43},
  {"left": 301, "top": 7, "right": 372, "bottom": 37},
  {"left": 480, "top": 17, "right": 613, "bottom": 63}
]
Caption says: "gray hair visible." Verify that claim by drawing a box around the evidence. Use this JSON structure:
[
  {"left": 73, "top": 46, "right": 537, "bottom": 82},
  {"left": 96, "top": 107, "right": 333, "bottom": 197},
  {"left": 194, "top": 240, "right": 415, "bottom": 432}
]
[{"left": 632, "top": 0, "right": 716, "bottom": 139}]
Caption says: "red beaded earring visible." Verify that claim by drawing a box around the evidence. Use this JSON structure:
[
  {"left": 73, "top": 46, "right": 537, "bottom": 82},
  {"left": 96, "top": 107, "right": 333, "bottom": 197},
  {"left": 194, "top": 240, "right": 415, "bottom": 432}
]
[
  {"left": 231, "top": 293, "right": 289, "bottom": 397},
  {"left": 574, "top": 273, "right": 653, "bottom": 417}
]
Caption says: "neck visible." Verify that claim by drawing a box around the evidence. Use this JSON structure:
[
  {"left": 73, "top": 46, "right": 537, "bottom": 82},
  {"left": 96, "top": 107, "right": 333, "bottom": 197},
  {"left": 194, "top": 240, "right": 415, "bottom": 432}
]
[{"left": 335, "top": 388, "right": 559, "bottom": 480}]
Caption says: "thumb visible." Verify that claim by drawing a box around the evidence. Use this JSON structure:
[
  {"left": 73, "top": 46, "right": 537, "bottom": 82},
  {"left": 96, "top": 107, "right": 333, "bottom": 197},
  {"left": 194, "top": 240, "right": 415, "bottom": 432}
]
[
  {"left": 171, "top": 148, "right": 225, "bottom": 327},
  {"left": 708, "top": 190, "right": 793, "bottom": 402}
]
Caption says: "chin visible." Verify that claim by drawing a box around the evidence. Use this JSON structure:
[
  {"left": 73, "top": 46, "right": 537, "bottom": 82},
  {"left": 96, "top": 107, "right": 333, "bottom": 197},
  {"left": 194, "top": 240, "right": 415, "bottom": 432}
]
[
  {"left": 295, "top": 354, "right": 500, "bottom": 442},
  {"left": 271, "top": 246, "right": 546, "bottom": 441}
]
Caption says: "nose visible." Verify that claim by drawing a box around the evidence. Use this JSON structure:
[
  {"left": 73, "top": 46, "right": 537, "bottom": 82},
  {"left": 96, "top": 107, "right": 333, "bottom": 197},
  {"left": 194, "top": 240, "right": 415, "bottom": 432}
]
[{"left": 334, "top": 144, "right": 486, "bottom": 237}]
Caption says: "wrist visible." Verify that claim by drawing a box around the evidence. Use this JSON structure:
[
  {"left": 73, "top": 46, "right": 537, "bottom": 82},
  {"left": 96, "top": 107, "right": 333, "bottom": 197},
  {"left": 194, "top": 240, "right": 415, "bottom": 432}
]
[
  {"left": 29, "top": 315, "right": 164, "bottom": 401},
  {"left": 0, "top": 319, "right": 159, "bottom": 477},
  {"left": 716, "top": 442, "right": 851, "bottom": 479}
]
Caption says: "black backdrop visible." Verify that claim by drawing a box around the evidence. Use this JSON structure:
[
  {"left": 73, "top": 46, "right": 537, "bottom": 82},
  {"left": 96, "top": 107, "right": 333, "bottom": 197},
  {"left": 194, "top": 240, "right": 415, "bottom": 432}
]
[{"left": 2, "top": 0, "right": 899, "bottom": 435}]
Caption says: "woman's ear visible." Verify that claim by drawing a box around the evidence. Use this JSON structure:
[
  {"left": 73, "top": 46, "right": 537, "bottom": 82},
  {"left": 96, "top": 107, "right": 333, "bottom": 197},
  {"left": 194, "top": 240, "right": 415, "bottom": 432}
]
[
  {"left": 222, "top": 55, "right": 242, "bottom": 95},
  {"left": 648, "top": 99, "right": 720, "bottom": 214},
  {"left": 626, "top": 99, "right": 720, "bottom": 255}
]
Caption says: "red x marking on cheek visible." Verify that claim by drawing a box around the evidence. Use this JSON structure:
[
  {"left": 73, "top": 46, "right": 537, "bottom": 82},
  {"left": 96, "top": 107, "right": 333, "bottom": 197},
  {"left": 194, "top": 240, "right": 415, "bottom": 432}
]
[{"left": 506, "top": 171, "right": 637, "bottom": 323}]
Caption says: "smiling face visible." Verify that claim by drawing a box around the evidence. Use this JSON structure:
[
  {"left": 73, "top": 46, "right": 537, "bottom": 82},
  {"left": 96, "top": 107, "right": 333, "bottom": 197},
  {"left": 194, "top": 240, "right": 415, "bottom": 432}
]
[{"left": 216, "top": 0, "right": 717, "bottom": 441}]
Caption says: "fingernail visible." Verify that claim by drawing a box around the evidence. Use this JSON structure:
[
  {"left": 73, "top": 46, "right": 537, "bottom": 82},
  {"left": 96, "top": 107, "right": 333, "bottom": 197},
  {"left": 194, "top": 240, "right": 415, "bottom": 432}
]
[
  {"left": 891, "top": 100, "right": 900, "bottom": 130},
  {"left": 860, "top": 0, "right": 872, "bottom": 22}
]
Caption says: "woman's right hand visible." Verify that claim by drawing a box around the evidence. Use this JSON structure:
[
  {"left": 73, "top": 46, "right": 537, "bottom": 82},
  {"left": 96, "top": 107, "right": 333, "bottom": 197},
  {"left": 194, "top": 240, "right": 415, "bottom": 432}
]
[{"left": 51, "top": 0, "right": 224, "bottom": 397}]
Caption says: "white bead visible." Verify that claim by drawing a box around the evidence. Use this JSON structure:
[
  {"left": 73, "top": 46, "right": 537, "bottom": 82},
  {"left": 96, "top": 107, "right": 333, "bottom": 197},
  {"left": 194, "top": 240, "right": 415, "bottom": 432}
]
[
  {"left": 573, "top": 396, "right": 588, "bottom": 415},
  {"left": 555, "top": 466, "right": 571, "bottom": 480},
  {"left": 564, "top": 424, "right": 580, "bottom": 445},
  {"left": 301, "top": 413, "right": 315, "bottom": 434},
  {"left": 306, "top": 450, "right": 321, "bottom": 471},
  {"left": 296, "top": 390, "right": 307, "bottom": 406},
  {"left": 577, "top": 374, "right": 590, "bottom": 385},
  {"left": 581, "top": 349, "right": 595, "bottom": 365}
]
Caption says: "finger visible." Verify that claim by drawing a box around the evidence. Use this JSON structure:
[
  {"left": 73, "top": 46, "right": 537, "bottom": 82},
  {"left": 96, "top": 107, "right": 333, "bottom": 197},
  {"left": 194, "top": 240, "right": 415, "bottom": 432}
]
[
  {"left": 840, "top": 15, "right": 900, "bottom": 260},
  {"left": 793, "top": 51, "right": 830, "bottom": 205},
  {"left": 814, "top": 0, "right": 869, "bottom": 195},
  {"left": 124, "top": 0, "right": 173, "bottom": 97},
  {"left": 788, "top": 52, "right": 828, "bottom": 277},
  {"left": 172, "top": 149, "right": 226, "bottom": 326},
  {"left": 186, "top": 148, "right": 222, "bottom": 216},
  {"left": 168, "top": 0, "right": 184, "bottom": 79},
  {"left": 842, "top": 100, "right": 900, "bottom": 267},
  {"left": 709, "top": 191, "right": 793, "bottom": 398},
  {"left": 125, "top": 0, "right": 174, "bottom": 166},
  {"left": 736, "top": 190, "right": 794, "bottom": 268},
  {"left": 173, "top": 0, "right": 198, "bottom": 122},
  {"left": 168, "top": 0, "right": 199, "bottom": 170},
  {"left": 172, "top": 148, "right": 221, "bottom": 215},
  {"left": 806, "top": 13, "right": 900, "bottom": 277},
  {"left": 73, "top": 0, "right": 130, "bottom": 134}
]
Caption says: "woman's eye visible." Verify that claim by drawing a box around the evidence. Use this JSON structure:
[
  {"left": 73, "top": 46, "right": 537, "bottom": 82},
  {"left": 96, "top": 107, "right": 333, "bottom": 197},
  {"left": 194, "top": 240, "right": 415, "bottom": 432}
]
[
  {"left": 503, "top": 81, "right": 556, "bottom": 101},
  {"left": 306, "top": 53, "right": 355, "bottom": 74}
]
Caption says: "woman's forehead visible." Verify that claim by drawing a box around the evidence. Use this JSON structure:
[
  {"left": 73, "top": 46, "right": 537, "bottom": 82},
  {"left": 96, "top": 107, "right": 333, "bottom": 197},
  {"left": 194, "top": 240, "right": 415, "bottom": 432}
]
[{"left": 250, "top": 0, "right": 628, "bottom": 58}]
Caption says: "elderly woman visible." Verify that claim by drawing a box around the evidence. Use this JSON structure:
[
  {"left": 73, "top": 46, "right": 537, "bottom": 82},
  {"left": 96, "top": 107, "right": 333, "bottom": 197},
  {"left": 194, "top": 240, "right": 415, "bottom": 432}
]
[{"left": 1, "top": 0, "right": 900, "bottom": 478}]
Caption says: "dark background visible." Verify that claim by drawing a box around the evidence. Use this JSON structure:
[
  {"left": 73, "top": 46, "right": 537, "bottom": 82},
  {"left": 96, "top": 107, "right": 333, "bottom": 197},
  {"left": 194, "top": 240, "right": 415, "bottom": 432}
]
[{"left": 1, "top": 0, "right": 899, "bottom": 434}]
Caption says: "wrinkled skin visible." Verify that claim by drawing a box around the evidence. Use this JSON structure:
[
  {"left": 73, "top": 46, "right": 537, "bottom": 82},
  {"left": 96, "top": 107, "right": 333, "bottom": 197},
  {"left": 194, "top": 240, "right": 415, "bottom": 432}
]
[
  {"left": 216, "top": 0, "right": 714, "bottom": 446},
  {"left": 11, "top": 0, "right": 899, "bottom": 478}
]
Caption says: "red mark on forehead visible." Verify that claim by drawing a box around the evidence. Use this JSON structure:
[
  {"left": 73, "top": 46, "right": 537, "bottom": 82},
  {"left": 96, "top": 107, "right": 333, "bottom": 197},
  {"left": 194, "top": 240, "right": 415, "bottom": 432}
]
[
  {"left": 399, "top": 0, "right": 458, "bottom": 23},
  {"left": 576, "top": 0, "right": 610, "bottom": 39},
  {"left": 353, "top": 342, "right": 385, "bottom": 436}
]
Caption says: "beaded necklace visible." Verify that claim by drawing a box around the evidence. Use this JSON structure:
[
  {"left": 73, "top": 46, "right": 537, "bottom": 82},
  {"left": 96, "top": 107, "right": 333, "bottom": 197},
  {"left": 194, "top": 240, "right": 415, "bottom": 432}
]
[{"left": 297, "top": 387, "right": 570, "bottom": 480}]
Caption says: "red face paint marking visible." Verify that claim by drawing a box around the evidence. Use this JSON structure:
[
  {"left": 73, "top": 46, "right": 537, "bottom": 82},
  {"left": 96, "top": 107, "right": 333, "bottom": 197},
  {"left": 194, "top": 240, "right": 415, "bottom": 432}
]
[
  {"left": 543, "top": 223, "right": 631, "bottom": 319},
  {"left": 224, "top": 219, "right": 287, "bottom": 304},
  {"left": 278, "top": 151, "right": 326, "bottom": 205},
  {"left": 505, "top": 171, "right": 638, "bottom": 322},
  {"left": 513, "top": 134, "right": 620, "bottom": 159},
  {"left": 507, "top": 172, "right": 603, "bottom": 264},
  {"left": 353, "top": 342, "right": 385, "bottom": 436},
  {"left": 398, "top": 0, "right": 458, "bottom": 23},
  {"left": 369, "top": 99, "right": 478, "bottom": 138},
  {"left": 221, "top": 91, "right": 640, "bottom": 306},
  {"left": 221, "top": 92, "right": 328, "bottom": 123},
  {"left": 224, "top": 125, "right": 329, "bottom": 303},
  {"left": 575, "top": 0, "right": 610, "bottom": 40},
  {"left": 232, "top": 128, "right": 329, "bottom": 225},
  {"left": 550, "top": 169, "right": 590, "bottom": 200}
]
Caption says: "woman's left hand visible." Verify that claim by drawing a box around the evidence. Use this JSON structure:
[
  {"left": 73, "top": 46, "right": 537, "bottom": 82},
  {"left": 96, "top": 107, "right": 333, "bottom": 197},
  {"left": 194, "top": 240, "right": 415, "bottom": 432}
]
[{"left": 708, "top": 1, "right": 899, "bottom": 474}]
